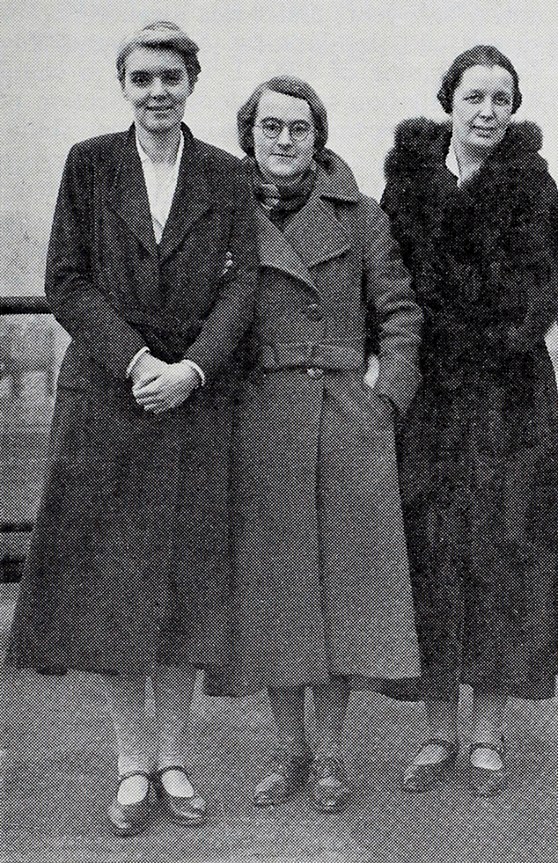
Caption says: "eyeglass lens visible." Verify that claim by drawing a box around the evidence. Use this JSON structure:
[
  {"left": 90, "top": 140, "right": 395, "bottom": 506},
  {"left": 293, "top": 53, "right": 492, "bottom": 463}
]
[{"left": 257, "top": 118, "right": 313, "bottom": 141}]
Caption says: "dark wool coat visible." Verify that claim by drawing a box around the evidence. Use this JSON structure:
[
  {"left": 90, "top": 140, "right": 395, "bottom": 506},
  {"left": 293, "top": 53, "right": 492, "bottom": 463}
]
[
  {"left": 382, "top": 119, "right": 558, "bottom": 700},
  {"left": 6, "top": 125, "right": 258, "bottom": 674},
  {"left": 210, "top": 150, "right": 423, "bottom": 694}
]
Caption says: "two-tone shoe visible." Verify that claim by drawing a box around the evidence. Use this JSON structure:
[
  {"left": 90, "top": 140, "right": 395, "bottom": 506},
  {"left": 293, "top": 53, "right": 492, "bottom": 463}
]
[
  {"left": 402, "top": 738, "right": 459, "bottom": 792},
  {"left": 307, "top": 755, "right": 350, "bottom": 813},
  {"left": 253, "top": 749, "right": 314, "bottom": 807},
  {"left": 153, "top": 766, "right": 207, "bottom": 826},
  {"left": 107, "top": 770, "right": 151, "bottom": 837},
  {"left": 470, "top": 738, "right": 507, "bottom": 797}
]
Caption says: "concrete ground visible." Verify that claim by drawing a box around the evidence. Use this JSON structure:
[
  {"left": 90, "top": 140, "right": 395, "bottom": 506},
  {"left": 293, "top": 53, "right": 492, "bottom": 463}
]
[{"left": 2, "top": 584, "right": 558, "bottom": 863}]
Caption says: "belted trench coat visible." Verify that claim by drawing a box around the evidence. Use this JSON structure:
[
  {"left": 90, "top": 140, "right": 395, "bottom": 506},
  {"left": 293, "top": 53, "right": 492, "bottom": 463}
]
[
  {"left": 212, "top": 151, "right": 423, "bottom": 693},
  {"left": 6, "top": 125, "right": 258, "bottom": 674}
]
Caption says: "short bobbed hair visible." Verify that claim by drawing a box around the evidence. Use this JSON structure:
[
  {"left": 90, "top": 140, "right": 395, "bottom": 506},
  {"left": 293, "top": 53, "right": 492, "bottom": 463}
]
[
  {"left": 116, "top": 21, "right": 201, "bottom": 90},
  {"left": 237, "top": 76, "right": 329, "bottom": 156},
  {"left": 437, "top": 45, "right": 522, "bottom": 114}
]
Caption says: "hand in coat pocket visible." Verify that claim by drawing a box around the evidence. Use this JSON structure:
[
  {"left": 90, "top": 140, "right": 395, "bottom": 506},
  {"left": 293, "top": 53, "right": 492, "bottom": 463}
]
[{"left": 363, "top": 353, "right": 379, "bottom": 389}]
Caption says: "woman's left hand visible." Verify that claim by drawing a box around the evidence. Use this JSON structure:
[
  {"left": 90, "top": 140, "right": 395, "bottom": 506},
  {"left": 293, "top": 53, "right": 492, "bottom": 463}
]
[{"left": 132, "top": 362, "right": 201, "bottom": 414}]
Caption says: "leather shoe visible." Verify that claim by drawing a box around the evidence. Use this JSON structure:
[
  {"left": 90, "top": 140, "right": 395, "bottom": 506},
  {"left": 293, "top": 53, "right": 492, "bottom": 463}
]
[
  {"left": 402, "top": 738, "right": 459, "bottom": 792},
  {"left": 307, "top": 755, "right": 350, "bottom": 813},
  {"left": 107, "top": 770, "right": 151, "bottom": 837},
  {"left": 253, "top": 749, "right": 314, "bottom": 806},
  {"left": 470, "top": 738, "right": 507, "bottom": 797},
  {"left": 153, "top": 766, "right": 207, "bottom": 826}
]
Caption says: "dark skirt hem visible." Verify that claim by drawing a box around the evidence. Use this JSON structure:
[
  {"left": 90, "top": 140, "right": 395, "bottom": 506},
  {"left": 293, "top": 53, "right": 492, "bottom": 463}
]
[
  {"left": 3, "top": 658, "right": 228, "bottom": 676},
  {"left": 204, "top": 668, "right": 422, "bottom": 699}
]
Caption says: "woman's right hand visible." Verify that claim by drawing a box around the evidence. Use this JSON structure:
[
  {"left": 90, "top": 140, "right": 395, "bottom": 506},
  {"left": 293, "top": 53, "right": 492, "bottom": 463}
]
[{"left": 129, "top": 352, "right": 168, "bottom": 388}]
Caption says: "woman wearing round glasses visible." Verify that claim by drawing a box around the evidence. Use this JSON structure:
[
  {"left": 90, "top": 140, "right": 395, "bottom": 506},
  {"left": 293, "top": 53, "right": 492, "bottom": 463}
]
[{"left": 210, "top": 76, "right": 423, "bottom": 811}]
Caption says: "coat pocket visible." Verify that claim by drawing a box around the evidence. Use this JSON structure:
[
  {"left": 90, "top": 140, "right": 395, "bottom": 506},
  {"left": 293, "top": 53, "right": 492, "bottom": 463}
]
[{"left": 352, "top": 378, "right": 395, "bottom": 426}]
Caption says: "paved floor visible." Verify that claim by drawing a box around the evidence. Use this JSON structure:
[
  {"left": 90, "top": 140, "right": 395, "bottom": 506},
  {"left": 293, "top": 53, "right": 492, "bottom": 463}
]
[{"left": 2, "top": 585, "right": 558, "bottom": 863}]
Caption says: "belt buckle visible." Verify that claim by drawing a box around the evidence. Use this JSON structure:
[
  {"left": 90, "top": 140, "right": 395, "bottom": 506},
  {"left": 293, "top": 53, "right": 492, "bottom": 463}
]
[{"left": 305, "top": 367, "right": 323, "bottom": 379}]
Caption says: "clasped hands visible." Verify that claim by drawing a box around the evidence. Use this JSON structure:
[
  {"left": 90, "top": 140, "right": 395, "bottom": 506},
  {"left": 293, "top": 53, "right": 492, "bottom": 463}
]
[{"left": 131, "top": 352, "right": 201, "bottom": 414}]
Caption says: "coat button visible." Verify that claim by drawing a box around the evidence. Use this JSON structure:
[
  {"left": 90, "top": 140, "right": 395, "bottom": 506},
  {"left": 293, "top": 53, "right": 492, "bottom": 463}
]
[
  {"left": 306, "top": 367, "right": 324, "bottom": 379},
  {"left": 306, "top": 303, "right": 323, "bottom": 321}
]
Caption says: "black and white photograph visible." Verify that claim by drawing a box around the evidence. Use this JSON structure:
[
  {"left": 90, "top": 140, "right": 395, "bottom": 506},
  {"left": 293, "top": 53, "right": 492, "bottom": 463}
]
[{"left": 2, "top": 2, "right": 558, "bottom": 861}]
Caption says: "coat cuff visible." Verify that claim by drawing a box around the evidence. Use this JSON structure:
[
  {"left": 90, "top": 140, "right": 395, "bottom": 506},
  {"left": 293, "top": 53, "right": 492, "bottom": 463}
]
[
  {"left": 180, "top": 358, "right": 205, "bottom": 386},
  {"left": 126, "top": 346, "right": 151, "bottom": 378},
  {"left": 376, "top": 355, "right": 422, "bottom": 417}
]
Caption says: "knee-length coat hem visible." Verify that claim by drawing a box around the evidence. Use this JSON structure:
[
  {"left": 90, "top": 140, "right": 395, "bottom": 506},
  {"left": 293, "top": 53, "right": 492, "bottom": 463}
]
[
  {"left": 208, "top": 149, "right": 423, "bottom": 696},
  {"left": 382, "top": 119, "right": 558, "bottom": 701},
  {"left": 5, "top": 125, "right": 258, "bottom": 675}
]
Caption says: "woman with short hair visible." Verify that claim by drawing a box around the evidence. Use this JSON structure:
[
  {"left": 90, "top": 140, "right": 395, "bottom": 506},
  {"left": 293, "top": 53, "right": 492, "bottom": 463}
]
[
  {"left": 212, "top": 75, "right": 423, "bottom": 812},
  {"left": 382, "top": 45, "right": 558, "bottom": 796},
  {"left": 6, "top": 21, "right": 258, "bottom": 834}
]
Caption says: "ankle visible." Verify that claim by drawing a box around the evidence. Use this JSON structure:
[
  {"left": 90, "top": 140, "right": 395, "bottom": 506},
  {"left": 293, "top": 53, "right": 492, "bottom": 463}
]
[
  {"left": 118, "top": 755, "right": 150, "bottom": 776},
  {"left": 157, "top": 754, "right": 186, "bottom": 772},
  {"left": 425, "top": 700, "right": 458, "bottom": 740},
  {"left": 276, "top": 734, "right": 309, "bottom": 758},
  {"left": 471, "top": 727, "right": 504, "bottom": 748},
  {"left": 314, "top": 741, "right": 343, "bottom": 761}
]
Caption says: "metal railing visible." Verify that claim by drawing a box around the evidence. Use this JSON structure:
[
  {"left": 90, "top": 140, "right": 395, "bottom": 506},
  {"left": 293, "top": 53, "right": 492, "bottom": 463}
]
[
  {"left": 1, "top": 295, "right": 52, "bottom": 579},
  {"left": 1, "top": 296, "right": 50, "bottom": 314}
]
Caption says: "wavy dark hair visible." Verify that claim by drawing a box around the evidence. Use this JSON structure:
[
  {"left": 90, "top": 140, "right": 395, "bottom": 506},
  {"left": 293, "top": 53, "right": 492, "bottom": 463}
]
[
  {"left": 237, "top": 76, "right": 328, "bottom": 156},
  {"left": 116, "top": 21, "right": 201, "bottom": 91},
  {"left": 437, "top": 45, "right": 522, "bottom": 114}
]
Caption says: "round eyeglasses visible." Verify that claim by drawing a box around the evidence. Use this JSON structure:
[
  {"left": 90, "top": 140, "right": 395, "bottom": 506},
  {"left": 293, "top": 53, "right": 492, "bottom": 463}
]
[{"left": 254, "top": 117, "right": 314, "bottom": 142}]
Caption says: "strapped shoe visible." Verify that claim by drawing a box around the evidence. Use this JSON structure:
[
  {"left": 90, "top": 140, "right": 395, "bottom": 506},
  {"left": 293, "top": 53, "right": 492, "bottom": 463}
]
[
  {"left": 402, "top": 738, "right": 459, "bottom": 793},
  {"left": 107, "top": 770, "right": 151, "bottom": 837},
  {"left": 153, "top": 766, "right": 207, "bottom": 826},
  {"left": 253, "top": 749, "right": 314, "bottom": 807},
  {"left": 307, "top": 755, "right": 350, "bottom": 813},
  {"left": 470, "top": 738, "right": 507, "bottom": 797}
]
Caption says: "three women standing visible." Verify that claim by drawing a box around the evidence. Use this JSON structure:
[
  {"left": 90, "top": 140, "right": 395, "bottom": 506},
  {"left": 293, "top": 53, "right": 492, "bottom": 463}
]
[
  {"left": 382, "top": 45, "right": 558, "bottom": 795},
  {"left": 6, "top": 21, "right": 258, "bottom": 834},
  {"left": 6, "top": 25, "right": 558, "bottom": 839}
]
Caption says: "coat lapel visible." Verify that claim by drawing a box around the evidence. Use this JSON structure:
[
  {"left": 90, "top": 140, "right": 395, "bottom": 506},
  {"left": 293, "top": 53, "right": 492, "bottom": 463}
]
[
  {"left": 256, "top": 153, "right": 360, "bottom": 293},
  {"left": 106, "top": 129, "right": 157, "bottom": 257},
  {"left": 158, "top": 130, "right": 212, "bottom": 263},
  {"left": 256, "top": 209, "right": 317, "bottom": 291},
  {"left": 285, "top": 196, "right": 351, "bottom": 269}
]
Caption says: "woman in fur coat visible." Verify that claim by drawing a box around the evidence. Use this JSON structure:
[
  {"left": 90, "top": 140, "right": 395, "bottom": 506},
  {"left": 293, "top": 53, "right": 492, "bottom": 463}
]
[{"left": 382, "top": 45, "right": 558, "bottom": 796}]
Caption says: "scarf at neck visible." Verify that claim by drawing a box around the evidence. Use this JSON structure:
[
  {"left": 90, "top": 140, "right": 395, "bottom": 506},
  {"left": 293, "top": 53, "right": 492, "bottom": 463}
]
[{"left": 250, "top": 162, "right": 316, "bottom": 229}]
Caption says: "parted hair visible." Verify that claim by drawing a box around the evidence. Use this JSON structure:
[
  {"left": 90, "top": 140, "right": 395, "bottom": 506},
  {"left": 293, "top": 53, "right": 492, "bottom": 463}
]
[
  {"left": 116, "top": 21, "right": 201, "bottom": 90},
  {"left": 237, "top": 76, "right": 329, "bottom": 156},
  {"left": 437, "top": 45, "right": 522, "bottom": 114}
]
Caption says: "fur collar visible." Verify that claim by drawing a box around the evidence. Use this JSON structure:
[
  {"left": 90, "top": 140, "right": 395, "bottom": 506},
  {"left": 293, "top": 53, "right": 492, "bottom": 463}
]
[
  {"left": 384, "top": 117, "right": 546, "bottom": 180},
  {"left": 382, "top": 118, "right": 558, "bottom": 382}
]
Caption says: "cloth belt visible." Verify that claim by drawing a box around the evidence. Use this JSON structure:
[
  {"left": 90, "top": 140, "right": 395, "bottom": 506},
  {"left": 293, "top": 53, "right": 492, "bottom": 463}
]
[{"left": 259, "top": 342, "right": 363, "bottom": 371}]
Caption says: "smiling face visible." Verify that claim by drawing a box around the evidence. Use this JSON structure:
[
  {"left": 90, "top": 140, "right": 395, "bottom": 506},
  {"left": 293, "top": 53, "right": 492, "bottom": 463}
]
[
  {"left": 121, "top": 46, "right": 191, "bottom": 135},
  {"left": 253, "top": 89, "right": 316, "bottom": 183},
  {"left": 451, "top": 64, "right": 514, "bottom": 155}
]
